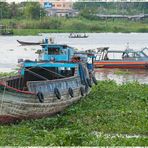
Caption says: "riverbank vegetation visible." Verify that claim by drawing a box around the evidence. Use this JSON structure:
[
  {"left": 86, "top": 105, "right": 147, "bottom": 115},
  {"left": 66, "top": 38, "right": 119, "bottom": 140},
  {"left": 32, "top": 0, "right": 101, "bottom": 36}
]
[
  {"left": 0, "top": 80, "right": 147, "bottom": 146},
  {"left": 0, "top": 72, "right": 17, "bottom": 77},
  {"left": 1, "top": 18, "right": 148, "bottom": 35},
  {"left": 74, "top": 2, "right": 148, "bottom": 15}
]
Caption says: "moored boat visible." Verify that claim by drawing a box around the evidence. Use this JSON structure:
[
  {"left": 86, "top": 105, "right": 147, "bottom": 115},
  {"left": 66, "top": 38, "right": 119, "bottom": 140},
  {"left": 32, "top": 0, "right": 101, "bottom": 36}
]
[
  {"left": 0, "top": 38, "right": 97, "bottom": 124},
  {"left": 69, "top": 33, "right": 88, "bottom": 38},
  {"left": 93, "top": 47, "right": 148, "bottom": 69},
  {"left": 17, "top": 40, "right": 42, "bottom": 45},
  {"left": 0, "top": 25, "right": 13, "bottom": 36}
]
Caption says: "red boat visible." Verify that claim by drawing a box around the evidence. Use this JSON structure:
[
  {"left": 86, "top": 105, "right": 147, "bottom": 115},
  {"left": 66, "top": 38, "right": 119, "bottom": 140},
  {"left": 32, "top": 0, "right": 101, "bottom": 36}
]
[{"left": 93, "top": 47, "right": 148, "bottom": 69}]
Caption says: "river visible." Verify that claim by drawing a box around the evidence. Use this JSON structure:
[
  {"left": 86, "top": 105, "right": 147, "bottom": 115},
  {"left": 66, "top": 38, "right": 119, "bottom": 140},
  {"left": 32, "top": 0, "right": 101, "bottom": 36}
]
[{"left": 0, "top": 33, "right": 147, "bottom": 84}]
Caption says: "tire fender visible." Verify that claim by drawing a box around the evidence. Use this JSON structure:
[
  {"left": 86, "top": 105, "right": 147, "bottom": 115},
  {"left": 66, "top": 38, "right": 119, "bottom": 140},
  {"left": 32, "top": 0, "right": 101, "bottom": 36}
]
[
  {"left": 68, "top": 87, "right": 74, "bottom": 97},
  {"left": 86, "top": 78, "right": 92, "bottom": 87},
  {"left": 80, "top": 87, "right": 85, "bottom": 96},
  {"left": 37, "top": 92, "right": 44, "bottom": 103},
  {"left": 54, "top": 88, "right": 61, "bottom": 99},
  {"left": 92, "top": 76, "right": 98, "bottom": 85}
]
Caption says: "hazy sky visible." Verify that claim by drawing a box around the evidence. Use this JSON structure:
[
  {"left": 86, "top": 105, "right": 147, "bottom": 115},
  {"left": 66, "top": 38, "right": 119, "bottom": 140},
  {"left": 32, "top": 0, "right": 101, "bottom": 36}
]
[
  {"left": 3, "top": 0, "right": 148, "bottom": 3},
  {"left": 8, "top": 0, "right": 39, "bottom": 2},
  {"left": 3, "top": 0, "right": 77, "bottom": 2},
  {"left": 2, "top": 0, "right": 37, "bottom": 3}
]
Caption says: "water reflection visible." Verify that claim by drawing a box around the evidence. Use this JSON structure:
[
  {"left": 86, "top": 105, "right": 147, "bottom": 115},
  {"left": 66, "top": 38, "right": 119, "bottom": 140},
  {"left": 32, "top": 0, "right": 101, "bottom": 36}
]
[{"left": 95, "top": 68, "right": 148, "bottom": 84}]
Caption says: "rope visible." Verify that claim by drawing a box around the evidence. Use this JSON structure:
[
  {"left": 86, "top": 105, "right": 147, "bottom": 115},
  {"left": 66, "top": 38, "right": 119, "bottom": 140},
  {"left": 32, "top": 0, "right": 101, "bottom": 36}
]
[{"left": 0, "top": 80, "right": 7, "bottom": 114}]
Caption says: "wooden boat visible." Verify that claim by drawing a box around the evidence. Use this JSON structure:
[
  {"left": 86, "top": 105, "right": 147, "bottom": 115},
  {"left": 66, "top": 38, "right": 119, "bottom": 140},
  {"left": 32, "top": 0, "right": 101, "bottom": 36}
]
[
  {"left": 0, "top": 25, "right": 13, "bottom": 36},
  {"left": 93, "top": 47, "right": 148, "bottom": 69},
  {"left": 69, "top": 33, "right": 88, "bottom": 38},
  {"left": 0, "top": 38, "right": 97, "bottom": 124},
  {"left": 17, "top": 40, "right": 42, "bottom": 45}
]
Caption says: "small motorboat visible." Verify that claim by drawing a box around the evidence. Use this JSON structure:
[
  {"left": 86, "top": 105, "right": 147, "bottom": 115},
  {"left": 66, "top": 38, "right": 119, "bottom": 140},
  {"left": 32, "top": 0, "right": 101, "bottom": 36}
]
[
  {"left": 69, "top": 33, "right": 88, "bottom": 38},
  {"left": 0, "top": 38, "right": 97, "bottom": 124},
  {"left": 93, "top": 47, "right": 148, "bottom": 69},
  {"left": 17, "top": 40, "right": 42, "bottom": 45}
]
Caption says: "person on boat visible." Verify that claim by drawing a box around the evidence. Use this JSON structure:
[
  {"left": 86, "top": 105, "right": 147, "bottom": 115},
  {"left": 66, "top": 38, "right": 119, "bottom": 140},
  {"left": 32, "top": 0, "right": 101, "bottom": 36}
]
[
  {"left": 104, "top": 53, "right": 109, "bottom": 60},
  {"left": 48, "top": 37, "right": 54, "bottom": 44},
  {"left": 122, "top": 52, "right": 129, "bottom": 59}
]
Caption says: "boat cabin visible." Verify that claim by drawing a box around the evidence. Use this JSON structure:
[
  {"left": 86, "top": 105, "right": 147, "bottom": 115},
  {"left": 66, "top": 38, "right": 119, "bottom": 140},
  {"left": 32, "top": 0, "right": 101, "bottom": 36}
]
[
  {"left": 95, "top": 47, "right": 148, "bottom": 61},
  {"left": 13, "top": 39, "right": 95, "bottom": 91},
  {"left": 36, "top": 38, "right": 75, "bottom": 62}
]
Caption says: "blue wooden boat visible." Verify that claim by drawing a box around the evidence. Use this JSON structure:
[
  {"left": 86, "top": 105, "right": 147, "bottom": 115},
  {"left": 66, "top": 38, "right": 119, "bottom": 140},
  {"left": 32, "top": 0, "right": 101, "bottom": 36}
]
[{"left": 0, "top": 38, "right": 97, "bottom": 124}]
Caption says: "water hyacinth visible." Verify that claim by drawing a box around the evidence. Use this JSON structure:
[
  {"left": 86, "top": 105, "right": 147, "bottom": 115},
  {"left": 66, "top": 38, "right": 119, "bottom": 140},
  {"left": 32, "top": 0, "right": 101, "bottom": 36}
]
[{"left": 0, "top": 74, "right": 147, "bottom": 146}]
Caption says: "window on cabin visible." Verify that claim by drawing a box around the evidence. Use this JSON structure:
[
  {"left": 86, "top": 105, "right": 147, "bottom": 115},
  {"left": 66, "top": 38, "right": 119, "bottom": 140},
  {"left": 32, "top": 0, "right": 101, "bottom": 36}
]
[
  {"left": 108, "top": 52, "right": 121, "bottom": 60},
  {"left": 127, "top": 53, "right": 135, "bottom": 58},
  {"left": 48, "top": 47, "right": 60, "bottom": 55},
  {"left": 142, "top": 48, "right": 148, "bottom": 56},
  {"left": 58, "top": 67, "right": 75, "bottom": 77},
  {"left": 138, "top": 52, "right": 146, "bottom": 57}
]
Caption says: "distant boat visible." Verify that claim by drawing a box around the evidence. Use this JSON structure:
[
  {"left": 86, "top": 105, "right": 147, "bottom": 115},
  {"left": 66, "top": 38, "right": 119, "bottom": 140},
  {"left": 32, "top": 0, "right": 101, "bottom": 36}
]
[
  {"left": 69, "top": 33, "right": 88, "bottom": 38},
  {"left": 0, "top": 25, "right": 13, "bottom": 36},
  {"left": 93, "top": 47, "right": 148, "bottom": 69},
  {"left": 17, "top": 40, "right": 41, "bottom": 45}
]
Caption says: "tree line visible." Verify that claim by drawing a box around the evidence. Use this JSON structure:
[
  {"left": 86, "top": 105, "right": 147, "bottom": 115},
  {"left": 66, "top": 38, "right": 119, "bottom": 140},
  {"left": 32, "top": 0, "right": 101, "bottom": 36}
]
[
  {"left": 0, "top": 2, "right": 45, "bottom": 19},
  {"left": 74, "top": 2, "right": 148, "bottom": 20},
  {"left": 0, "top": 2, "right": 148, "bottom": 20}
]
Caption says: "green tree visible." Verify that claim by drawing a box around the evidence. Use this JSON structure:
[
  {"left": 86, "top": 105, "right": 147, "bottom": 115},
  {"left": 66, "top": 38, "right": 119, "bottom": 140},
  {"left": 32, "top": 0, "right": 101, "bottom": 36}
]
[
  {"left": 9, "top": 2, "right": 23, "bottom": 18},
  {"left": 0, "top": 2, "right": 10, "bottom": 19},
  {"left": 23, "top": 2, "right": 45, "bottom": 19}
]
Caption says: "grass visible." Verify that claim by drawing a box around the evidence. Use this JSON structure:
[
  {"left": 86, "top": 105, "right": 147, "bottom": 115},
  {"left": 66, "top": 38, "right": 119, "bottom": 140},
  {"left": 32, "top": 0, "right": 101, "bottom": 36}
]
[
  {"left": 0, "top": 80, "right": 147, "bottom": 146},
  {"left": 1, "top": 18, "right": 148, "bottom": 35},
  {"left": 0, "top": 72, "right": 17, "bottom": 77},
  {"left": 114, "top": 69, "right": 132, "bottom": 75}
]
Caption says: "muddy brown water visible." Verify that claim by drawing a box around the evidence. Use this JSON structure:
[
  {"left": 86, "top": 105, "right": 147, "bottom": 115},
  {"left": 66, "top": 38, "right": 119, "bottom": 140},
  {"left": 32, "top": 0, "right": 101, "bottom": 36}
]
[{"left": 0, "top": 33, "right": 147, "bottom": 84}]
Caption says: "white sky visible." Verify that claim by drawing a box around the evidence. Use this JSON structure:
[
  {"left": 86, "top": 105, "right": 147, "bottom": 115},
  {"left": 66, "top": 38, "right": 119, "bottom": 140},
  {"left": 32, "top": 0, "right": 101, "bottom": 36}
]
[
  {"left": 2, "top": 0, "right": 38, "bottom": 2},
  {"left": 1, "top": 0, "right": 76, "bottom": 2}
]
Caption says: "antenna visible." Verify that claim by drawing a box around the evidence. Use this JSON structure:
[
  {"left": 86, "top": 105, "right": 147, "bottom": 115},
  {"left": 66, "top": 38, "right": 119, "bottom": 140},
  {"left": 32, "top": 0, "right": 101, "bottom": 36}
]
[{"left": 126, "top": 42, "right": 129, "bottom": 49}]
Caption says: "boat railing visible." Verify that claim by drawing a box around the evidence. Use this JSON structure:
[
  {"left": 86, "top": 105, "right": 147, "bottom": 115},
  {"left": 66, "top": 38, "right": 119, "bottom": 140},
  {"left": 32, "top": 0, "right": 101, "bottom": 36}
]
[
  {"left": 0, "top": 76, "right": 24, "bottom": 90},
  {"left": 0, "top": 75, "right": 19, "bottom": 83},
  {"left": 27, "top": 76, "right": 81, "bottom": 95}
]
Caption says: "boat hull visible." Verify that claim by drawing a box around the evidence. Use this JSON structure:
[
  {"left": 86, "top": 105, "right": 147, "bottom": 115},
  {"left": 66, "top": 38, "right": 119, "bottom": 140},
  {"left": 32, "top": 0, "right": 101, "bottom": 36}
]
[
  {"left": 17, "top": 40, "right": 41, "bottom": 45},
  {"left": 0, "top": 76, "right": 91, "bottom": 124},
  {"left": 94, "top": 61, "right": 148, "bottom": 69},
  {"left": 69, "top": 36, "right": 88, "bottom": 38},
  {"left": 0, "top": 92, "right": 82, "bottom": 124}
]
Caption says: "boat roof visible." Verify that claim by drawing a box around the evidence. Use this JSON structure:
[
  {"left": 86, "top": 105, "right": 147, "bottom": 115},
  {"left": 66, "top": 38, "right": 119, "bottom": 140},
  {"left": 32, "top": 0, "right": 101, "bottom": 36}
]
[
  {"left": 107, "top": 50, "right": 126, "bottom": 53},
  {"left": 23, "top": 61, "right": 78, "bottom": 68},
  {"left": 108, "top": 48, "right": 147, "bottom": 54},
  {"left": 41, "top": 43, "right": 68, "bottom": 47},
  {"left": 41, "top": 43, "right": 75, "bottom": 50},
  {"left": 97, "top": 47, "right": 109, "bottom": 50}
]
